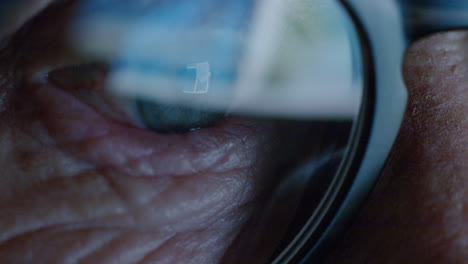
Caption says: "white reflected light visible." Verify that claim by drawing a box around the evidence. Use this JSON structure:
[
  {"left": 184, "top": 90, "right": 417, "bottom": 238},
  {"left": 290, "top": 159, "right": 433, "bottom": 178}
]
[{"left": 69, "top": 0, "right": 363, "bottom": 120}]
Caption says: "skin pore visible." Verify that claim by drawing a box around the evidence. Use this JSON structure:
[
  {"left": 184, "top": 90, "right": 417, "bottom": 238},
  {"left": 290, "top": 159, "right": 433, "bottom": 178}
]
[
  {"left": 0, "top": 1, "right": 467, "bottom": 263},
  {"left": 325, "top": 32, "right": 468, "bottom": 264}
]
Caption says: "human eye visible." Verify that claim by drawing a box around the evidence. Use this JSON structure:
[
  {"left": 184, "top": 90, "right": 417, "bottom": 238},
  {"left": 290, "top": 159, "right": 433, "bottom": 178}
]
[
  {"left": 46, "top": 60, "right": 230, "bottom": 134},
  {"left": 26, "top": 0, "right": 251, "bottom": 135}
]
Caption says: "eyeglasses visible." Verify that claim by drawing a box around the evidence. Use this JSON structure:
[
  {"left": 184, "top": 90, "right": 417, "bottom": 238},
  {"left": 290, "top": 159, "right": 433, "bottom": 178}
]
[{"left": 2, "top": 0, "right": 467, "bottom": 263}]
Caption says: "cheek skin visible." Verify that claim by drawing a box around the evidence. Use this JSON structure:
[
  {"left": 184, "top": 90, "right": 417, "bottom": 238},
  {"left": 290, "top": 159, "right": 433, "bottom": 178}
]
[
  {"left": 0, "top": 96, "right": 265, "bottom": 264},
  {"left": 0, "top": 63, "right": 269, "bottom": 263},
  {"left": 325, "top": 32, "right": 468, "bottom": 264}
]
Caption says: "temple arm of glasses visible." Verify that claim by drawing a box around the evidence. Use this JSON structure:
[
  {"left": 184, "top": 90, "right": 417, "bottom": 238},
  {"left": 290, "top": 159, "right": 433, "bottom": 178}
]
[{"left": 400, "top": 0, "right": 468, "bottom": 40}]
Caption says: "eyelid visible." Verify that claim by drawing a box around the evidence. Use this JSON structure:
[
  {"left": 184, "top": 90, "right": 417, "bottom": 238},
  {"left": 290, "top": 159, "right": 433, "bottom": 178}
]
[{"left": 27, "top": 79, "right": 263, "bottom": 178}]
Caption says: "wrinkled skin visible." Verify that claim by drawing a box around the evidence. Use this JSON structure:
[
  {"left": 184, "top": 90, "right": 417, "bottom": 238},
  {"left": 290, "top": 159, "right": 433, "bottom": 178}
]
[
  {"left": 0, "top": 2, "right": 269, "bottom": 263},
  {"left": 0, "top": 1, "right": 467, "bottom": 264}
]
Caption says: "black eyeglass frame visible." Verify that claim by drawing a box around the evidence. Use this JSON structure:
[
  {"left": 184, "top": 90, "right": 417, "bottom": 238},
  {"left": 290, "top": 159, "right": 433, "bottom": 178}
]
[{"left": 271, "top": 0, "right": 468, "bottom": 263}]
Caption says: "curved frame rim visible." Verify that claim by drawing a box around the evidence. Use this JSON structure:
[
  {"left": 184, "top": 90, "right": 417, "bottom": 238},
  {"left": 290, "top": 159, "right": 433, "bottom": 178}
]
[{"left": 298, "top": 0, "right": 408, "bottom": 262}]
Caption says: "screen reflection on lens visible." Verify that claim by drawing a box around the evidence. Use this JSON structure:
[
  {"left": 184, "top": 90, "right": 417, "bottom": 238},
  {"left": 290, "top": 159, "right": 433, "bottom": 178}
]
[{"left": 65, "top": 0, "right": 364, "bottom": 262}]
